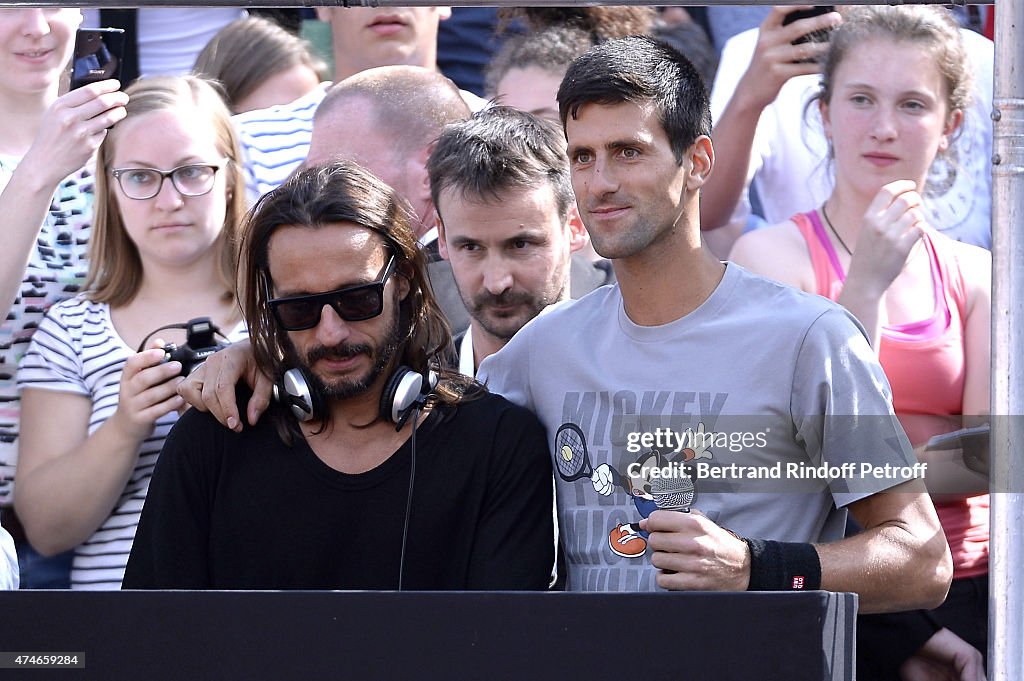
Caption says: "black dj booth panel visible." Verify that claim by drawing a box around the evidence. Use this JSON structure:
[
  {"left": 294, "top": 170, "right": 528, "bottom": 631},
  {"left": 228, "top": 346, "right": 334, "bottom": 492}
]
[{"left": 0, "top": 590, "right": 856, "bottom": 681}]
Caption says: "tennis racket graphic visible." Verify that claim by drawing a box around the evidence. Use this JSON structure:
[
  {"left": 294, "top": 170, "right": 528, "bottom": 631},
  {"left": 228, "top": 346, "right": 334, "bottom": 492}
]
[{"left": 554, "top": 423, "right": 594, "bottom": 482}]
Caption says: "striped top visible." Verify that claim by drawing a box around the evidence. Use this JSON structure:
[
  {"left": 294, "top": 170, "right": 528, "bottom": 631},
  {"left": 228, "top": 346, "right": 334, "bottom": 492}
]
[
  {"left": 0, "top": 524, "right": 15, "bottom": 589},
  {"left": 0, "top": 157, "right": 94, "bottom": 507},
  {"left": 234, "top": 83, "right": 329, "bottom": 204},
  {"left": 234, "top": 82, "right": 488, "bottom": 204},
  {"left": 17, "top": 296, "right": 246, "bottom": 590}
]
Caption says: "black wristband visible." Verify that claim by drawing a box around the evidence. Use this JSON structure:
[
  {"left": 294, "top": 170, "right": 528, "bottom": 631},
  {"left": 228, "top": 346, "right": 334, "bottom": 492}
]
[{"left": 743, "top": 538, "right": 822, "bottom": 591}]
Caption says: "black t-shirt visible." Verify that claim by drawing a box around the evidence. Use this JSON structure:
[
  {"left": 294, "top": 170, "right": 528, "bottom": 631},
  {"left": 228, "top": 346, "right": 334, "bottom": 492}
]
[{"left": 122, "top": 392, "right": 554, "bottom": 590}]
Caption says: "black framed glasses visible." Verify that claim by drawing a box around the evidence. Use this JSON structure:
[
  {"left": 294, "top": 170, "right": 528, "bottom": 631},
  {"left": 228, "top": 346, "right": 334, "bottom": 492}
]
[
  {"left": 268, "top": 255, "right": 398, "bottom": 331},
  {"left": 110, "top": 161, "right": 226, "bottom": 200}
]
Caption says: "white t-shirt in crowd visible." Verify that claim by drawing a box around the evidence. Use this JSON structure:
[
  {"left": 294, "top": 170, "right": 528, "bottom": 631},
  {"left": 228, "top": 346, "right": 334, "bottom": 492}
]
[{"left": 82, "top": 8, "right": 246, "bottom": 77}]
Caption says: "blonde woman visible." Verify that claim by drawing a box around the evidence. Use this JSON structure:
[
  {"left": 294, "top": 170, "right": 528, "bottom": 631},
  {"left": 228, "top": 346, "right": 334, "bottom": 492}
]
[{"left": 15, "top": 76, "right": 247, "bottom": 589}]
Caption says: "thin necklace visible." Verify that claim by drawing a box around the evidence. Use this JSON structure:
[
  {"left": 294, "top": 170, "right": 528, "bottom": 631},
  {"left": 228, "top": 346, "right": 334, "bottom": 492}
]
[{"left": 820, "top": 203, "right": 853, "bottom": 256}]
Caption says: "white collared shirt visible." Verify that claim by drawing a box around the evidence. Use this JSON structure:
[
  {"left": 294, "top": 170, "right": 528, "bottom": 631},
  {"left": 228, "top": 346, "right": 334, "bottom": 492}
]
[
  {"left": 459, "top": 328, "right": 475, "bottom": 378},
  {"left": 419, "top": 226, "right": 439, "bottom": 249}
]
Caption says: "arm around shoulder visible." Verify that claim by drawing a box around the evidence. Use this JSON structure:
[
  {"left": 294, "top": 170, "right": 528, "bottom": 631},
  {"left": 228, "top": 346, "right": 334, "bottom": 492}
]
[{"left": 177, "top": 338, "right": 271, "bottom": 432}]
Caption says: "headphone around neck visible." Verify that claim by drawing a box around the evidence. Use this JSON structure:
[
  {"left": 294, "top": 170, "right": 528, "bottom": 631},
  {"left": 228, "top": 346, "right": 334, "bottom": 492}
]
[{"left": 273, "top": 365, "right": 435, "bottom": 429}]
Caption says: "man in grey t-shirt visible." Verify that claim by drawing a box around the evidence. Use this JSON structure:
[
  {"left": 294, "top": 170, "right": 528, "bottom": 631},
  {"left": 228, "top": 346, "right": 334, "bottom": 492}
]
[{"left": 478, "top": 36, "right": 951, "bottom": 614}]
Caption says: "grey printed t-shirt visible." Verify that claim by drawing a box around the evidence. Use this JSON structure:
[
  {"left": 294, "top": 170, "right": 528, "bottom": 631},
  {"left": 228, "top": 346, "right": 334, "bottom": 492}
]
[{"left": 479, "top": 263, "right": 917, "bottom": 592}]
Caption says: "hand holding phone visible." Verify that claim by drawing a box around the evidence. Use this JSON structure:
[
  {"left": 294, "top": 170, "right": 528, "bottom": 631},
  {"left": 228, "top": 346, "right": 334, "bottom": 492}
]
[
  {"left": 782, "top": 6, "right": 836, "bottom": 51},
  {"left": 925, "top": 423, "right": 990, "bottom": 476},
  {"left": 20, "top": 36, "right": 128, "bottom": 189},
  {"left": 69, "top": 28, "right": 125, "bottom": 91}
]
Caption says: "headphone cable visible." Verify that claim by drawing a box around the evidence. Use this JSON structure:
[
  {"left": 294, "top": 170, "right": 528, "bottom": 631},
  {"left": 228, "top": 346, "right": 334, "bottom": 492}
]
[{"left": 396, "top": 402, "right": 422, "bottom": 591}]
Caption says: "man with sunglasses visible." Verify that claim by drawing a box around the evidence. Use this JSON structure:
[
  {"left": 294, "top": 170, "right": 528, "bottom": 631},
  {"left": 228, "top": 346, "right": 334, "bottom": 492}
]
[
  {"left": 303, "top": 65, "right": 475, "bottom": 335},
  {"left": 122, "top": 161, "right": 554, "bottom": 590}
]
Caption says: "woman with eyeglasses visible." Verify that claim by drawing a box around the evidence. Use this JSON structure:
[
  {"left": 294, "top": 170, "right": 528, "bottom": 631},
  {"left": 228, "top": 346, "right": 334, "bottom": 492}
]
[
  {"left": 13, "top": 75, "right": 247, "bottom": 590},
  {"left": 0, "top": 8, "right": 127, "bottom": 589}
]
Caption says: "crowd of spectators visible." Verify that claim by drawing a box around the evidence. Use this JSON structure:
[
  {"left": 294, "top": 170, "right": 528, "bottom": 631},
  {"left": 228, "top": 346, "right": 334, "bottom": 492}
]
[{"left": 0, "top": 5, "right": 996, "bottom": 679}]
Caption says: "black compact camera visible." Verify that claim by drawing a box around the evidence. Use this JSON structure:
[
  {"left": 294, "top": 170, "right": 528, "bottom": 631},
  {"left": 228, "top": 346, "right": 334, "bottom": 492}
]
[
  {"left": 163, "top": 318, "right": 229, "bottom": 377},
  {"left": 138, "top": 317, "right": 229, "bottom": 377}
]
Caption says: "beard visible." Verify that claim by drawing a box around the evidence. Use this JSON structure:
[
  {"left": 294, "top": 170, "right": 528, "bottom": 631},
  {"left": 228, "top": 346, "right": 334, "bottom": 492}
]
[
  {"left": 466, "top": 288, "right": 552, "bottom": 342},
  {"left": 290, "top": 311, "right": 403, "bottom": 402}
]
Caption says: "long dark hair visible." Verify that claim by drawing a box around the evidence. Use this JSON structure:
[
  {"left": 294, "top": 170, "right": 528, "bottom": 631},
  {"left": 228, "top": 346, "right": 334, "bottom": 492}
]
[{"left": 237, "top": 160, "right": 476, "bottom": 439}]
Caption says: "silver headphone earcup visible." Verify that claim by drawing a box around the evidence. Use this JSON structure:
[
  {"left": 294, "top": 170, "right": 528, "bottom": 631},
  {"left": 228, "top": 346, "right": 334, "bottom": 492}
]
[
  {"left": 382, "top": 369, "right": 424, "bottom": 424},
  {"left": 277, "top": 368, "right": 319, "bottom": 422}
]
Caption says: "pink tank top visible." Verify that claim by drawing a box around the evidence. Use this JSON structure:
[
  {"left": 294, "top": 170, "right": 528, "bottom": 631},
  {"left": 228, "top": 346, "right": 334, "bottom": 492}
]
[{"left": 792, "top": 211, "right": 987, "bottom": 578}]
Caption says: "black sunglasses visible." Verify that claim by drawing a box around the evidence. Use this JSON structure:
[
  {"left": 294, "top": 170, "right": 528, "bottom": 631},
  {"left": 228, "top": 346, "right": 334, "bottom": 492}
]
[{"left": 267, "top": 255, "right": 397, "bottom": 331}]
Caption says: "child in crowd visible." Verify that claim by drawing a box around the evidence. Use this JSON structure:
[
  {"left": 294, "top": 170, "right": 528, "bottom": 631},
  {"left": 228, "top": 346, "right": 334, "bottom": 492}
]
[{"left": 193, "top": 15, "right": 325, "bottom": 114}]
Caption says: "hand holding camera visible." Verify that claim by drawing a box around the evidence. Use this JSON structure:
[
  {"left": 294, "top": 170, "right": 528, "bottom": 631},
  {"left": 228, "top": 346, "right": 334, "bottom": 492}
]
[
  {"left": 156, "top": 318, "right": 230, "bottom": 377},
  {"left": 110, "top": 344, "right": 186, "bottom": 442},
  {"left": 111, "top": 318, "right": 230, "bottom": 440}
]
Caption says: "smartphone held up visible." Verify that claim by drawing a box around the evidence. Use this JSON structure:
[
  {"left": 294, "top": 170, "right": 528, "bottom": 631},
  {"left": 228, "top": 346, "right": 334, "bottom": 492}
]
[
  {"left": 69, "top": 27, "right": 125, "bottom": 91},
  {"left": 782, "top": 6, "right": 835, "bottom": 46}
]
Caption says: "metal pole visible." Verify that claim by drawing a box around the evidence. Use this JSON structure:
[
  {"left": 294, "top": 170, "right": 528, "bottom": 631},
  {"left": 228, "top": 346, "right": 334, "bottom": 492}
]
[{"left": 990, "top": 0, "right": 1024, "bottom": 677}]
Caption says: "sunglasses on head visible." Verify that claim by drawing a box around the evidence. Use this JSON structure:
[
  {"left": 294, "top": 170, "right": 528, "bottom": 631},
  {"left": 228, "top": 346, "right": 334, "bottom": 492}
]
[{"left": 267, "top": 255, "right": 397, "bottom": 331}]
